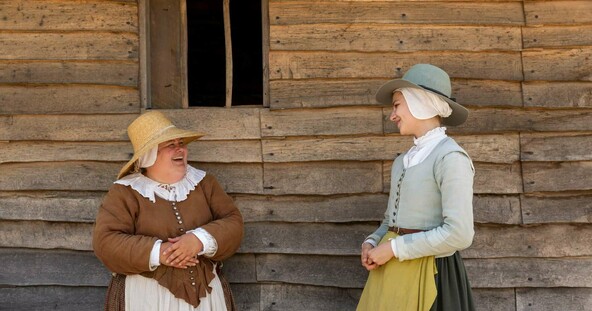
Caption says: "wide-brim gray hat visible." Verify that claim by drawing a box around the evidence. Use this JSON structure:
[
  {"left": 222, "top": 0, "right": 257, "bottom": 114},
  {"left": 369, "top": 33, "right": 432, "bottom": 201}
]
[{"left": 375, "top": 64, "right": 468, "bottom": 126}]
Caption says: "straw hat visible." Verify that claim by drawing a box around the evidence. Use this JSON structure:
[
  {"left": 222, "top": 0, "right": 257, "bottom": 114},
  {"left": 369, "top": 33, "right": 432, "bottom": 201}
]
[
  {"left": 375, "top": 64, "right": 468, "bottom": 126},
  {"left": 117, "top": 111, "right": 205, "bottom": 179}
]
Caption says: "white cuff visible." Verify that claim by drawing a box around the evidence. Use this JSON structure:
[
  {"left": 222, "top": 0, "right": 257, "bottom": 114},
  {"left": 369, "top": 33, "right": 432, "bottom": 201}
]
[
  {"left": 149, "top": 239, "right": 163, "bottom": 271},
  {"left": 188, "top": 228, "right": 218, "bottom": 257},
  {"left": 363, "top": 239, "right": 377, "bottom": 247},
  {"left": 389, "top": 238, "right": 398, "bottom": 259}
]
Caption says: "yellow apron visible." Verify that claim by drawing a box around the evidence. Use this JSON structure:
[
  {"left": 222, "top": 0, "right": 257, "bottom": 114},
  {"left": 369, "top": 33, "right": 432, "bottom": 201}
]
[{"left": 357, "top": 232, "right": 437, "bottom": 311}]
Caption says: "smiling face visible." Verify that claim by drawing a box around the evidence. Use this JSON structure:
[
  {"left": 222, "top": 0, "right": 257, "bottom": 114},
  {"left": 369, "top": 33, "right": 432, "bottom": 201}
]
[
  {"left": 145, "top": 138, "right": 188, "bottom": 184},
  {"left": 389, "top": 91, "right": 419, "bottom": 136}
]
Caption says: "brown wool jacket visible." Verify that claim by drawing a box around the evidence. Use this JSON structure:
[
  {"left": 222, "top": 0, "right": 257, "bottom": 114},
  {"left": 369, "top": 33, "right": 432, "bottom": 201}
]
[{"left": 92, "top": 174, "right": 244, "bottom": 307}]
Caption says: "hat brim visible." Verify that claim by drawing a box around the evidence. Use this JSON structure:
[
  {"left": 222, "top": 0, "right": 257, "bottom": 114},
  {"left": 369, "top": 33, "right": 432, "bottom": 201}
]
[
  {"left": 376, "top": 79, "right": 468, "bottom": 126},
  {"left": 117, "top": 128, "right": 205, "bottom": 179}
]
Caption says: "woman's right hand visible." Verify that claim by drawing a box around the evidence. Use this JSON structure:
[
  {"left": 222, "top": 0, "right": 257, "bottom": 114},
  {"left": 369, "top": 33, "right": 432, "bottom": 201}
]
[
  {"left": 160, "top": 242, "right": 199, "bottom": 269},
  {"left": 361, "top": 242, "right": 378, "bottom": 271}
]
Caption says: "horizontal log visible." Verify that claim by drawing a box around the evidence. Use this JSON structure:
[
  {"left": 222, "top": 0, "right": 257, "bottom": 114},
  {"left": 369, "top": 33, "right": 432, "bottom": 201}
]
[
  {"left": 0, "top": 32, "right": 138, "bottom": 60},
  {"left": 0, "top": 248, "right": 108, "bottom": 286},
  {"left": 523, "top": 25, "right": 592, "bottom": 48},
  {"left": 521, "top": 132, "right": 592, "bottom": 162},
  {"left": 0, "top": 162, "right": 263, "bottom": 194},
  {"left": 473, "top": 195, "right": 521, "bottom": 225},
  {"left": 0, "top": 108, "right": 261, "bottom": 141},
  {"left": 256, "top": 254, "right": 592, "bottom": 288},
  {"left": 383, "top": 162, "right": 523, "bottom": 194},
  {"left": 263, "top": 134, "right": 519, "bottom": 164},
  {"left": 524, "top": 1, "right": 592, "bottom": 25},
  {"left": 464, "top": 224, "right": 592, "bottom": 259},
  {"left": 0, "top": 286, "right": 106, "bottom": 311},
  {"left": 0, "top": 220, "right": 93, "bottom": 251},
  {"left": 221, "top": 254, "right": 258, "bottom": 283},
  {"left": 0, "top": 140, "right": 261, "bottom": 163},
  {"left": 523, "top": 49, "right": 592, "bottom": 82},
  {"left": 270, "top": 51, "right": 523, "bottom": 80},
  {"left": 523, "top": 82, "right": 592, "bottom": 108},
  {"left": 270, "top": 78, "right": 522, "bottom": 109},
  {"left": 0, "top": 192, "right": 102, "bottom": 223},
  {"left": 0, "top": 85, "right": 140, "bottom": 114},
  {"left": 271, "top": 24, "right": 521, "bottom": 51},
  {"left": 383, "top": 108, "right": 592, "bottom": 134},
  {"left": 270, "top": 2, "right": 524, "bottom": 25},
  {"left": 261, "top": 107, "right": 384, "bottom": 137},
  {"left": 516, "top": 288, "right": 592, "bottom": 311},
  {"left": 263, "top": 162, "right": 383, "bottom": 195},
  {"left": 0, "top": 0, "right": 137, "bottom": 31},
  {"left": 523, "top": 161, "right": 592, "bottom": 192},
  {"left": 473, "top": 289, "right": 516, "bottom": 311},
  {"left": 234, "top": 194, "right": 387, "bottom": 223},
  {"left": 259, "top": 284, "right": 360, "bottom": 311},
  {"left": 229, "top": 284, "right": 260, "bottom": 311},
  {"left": 521, "top": 195, "right": 592, "bottom": 224},
  {"left": 0, "top": 60, "right": 138, "bottom": 86}
]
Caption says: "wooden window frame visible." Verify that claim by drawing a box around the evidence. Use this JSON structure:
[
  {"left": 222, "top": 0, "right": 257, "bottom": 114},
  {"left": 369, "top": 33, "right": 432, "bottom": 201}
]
[{"left": 139, "top": 0, "right": 269, "bottom": 109}]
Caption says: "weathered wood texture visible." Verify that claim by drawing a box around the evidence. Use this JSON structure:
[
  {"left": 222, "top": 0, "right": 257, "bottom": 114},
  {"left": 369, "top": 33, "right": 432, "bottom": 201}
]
[
  {"left": 524, "top": 1, "right": 592, "bottom": 25},
  {"left": 516, "top": 288, "right": 592, "bottom": 311},
  {"left": 521, "top": 133, "right": 592, "bottom": 162},
  {"left": 521, "top": 195, "right": 592, "bottom": 224},
  {"left": 523, "top": 26, "right": 592, "bottom": 48},
  {"left": 523, "top": 82, "right": 592, "bottom": 108},
  {"left": 0, "top": 286, "right": 106, "bottom": 311},
  {"left": 523, "top": 161, "right": 592, "bottom": 192},
  {"left": 523, "top": 49, "right": 592, "bottom": 81}
]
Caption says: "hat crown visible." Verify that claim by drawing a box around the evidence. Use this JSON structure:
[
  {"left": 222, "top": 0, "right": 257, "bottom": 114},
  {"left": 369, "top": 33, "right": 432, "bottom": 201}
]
[
  {"left": 402, "top": 64, "right": 451, "bottom": 97},
  {"left": 127, "top": 111, "right": 175, "bottom": 153}
]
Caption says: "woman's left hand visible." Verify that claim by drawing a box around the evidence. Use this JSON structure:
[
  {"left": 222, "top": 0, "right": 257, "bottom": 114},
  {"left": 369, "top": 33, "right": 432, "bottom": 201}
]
[
  {"left": 163, "top": 234, "right": 204, "bottom": 266},
  {"left": 367, "top": 241, "right": 395, "bottom": 266}
]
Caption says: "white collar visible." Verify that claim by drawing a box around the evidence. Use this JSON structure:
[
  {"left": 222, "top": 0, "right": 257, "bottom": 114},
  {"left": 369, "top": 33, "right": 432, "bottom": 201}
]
[
  {"left": 413, "top": 127, "right": 447, "bottom": 148},
  {"left": 115, "top": 165, "right": 206, "bottom": 203}
]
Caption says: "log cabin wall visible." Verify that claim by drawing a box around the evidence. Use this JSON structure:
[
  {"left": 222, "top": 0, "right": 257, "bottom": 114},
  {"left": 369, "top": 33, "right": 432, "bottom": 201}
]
[{"left": 0, "top": 0, "right": 591, "bottom": 310}]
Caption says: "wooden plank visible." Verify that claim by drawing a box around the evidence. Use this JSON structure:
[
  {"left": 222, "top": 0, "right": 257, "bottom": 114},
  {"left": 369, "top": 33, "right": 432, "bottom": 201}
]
[
  {"left": 192, "top": 163, "right": 263, "bottom": 194},
  {"left": 0, "top": 192, "right": 102, "bottom": 223},
  {"left": 235, "top": 194, "right": 519, "bottom": 224},
  {"left": 259, "top": 284, "right": 361, "bottom": 311},
  {"left": 0, "top": 32, "right": 138, "bottom": 60},
  {"left": 261, "top": 107, "right": 383, "bottom": 137},
  {"left": 0, "top": 161, "right": 261, "bottom": 193},
  {"left": 473, "top": 195, "right": 521, "bottom": 225},
  {"left": 473, "top": 289, "right": 516, "bottom": 311},
  {"left": 0, "top": 108, "right": 260, "bottom": 141},
  {"left": 270, "top": 2, "right": 524, "bottom": 25},
  {"left": 522, "top": 195, "right": 592, "bottom": 224},
  {"left": 466, "top": 257, "right": 592, "bottom": 288},
  {"left": 523, "top": 82, "right": 592, "bottom": 109},
  {"left": 0, "top": 286, "right": 106, "bottom": 311},
  {"left": 271, "top": 25, "right": 521, "bottom": 51},
  {"left": 523, "top": 49, "right": 592, "bottom": 82},
  {"left": 270, "top": 51, "right": 523, "bottom": 80},
  {"left": 383, "top": 162, "right": 523, "bottom": 194},
  {"left": 516, "top": 288, "right": 592, "bottom": 311},
  {"left": 0, "top": 221, "right": 93, "bottom": 251},
  {"left": 523, "top": 26, "right": 592, "bottom": 48},
  {"left": 219, "top": 254, "right": 258, "bottom": 283},
  {"left": 523, "top": 161, "right": 592, "bottom": 192},
  {"left": 270, "top": 79, "right": 522, "bottom": 109},
  {"left": 263, "top": 162, "right": 383, "bottom": 195},
  {"left": 0, "top": 60, "right": 138, "bottom": 86},
  {"left": 521, "top": 132, "right": 592, "bottom": 162},
  {"left": 525, "top": 1, "right": 592, "bottom": 25},
  {"left": 383, "top": 108, "right": 592, "bottom": 134},
  {"left": 256, "top": 254, "right": 592, "bottom": 288},
  {"left": 463, "top": 224, "right": 592, "bottom": 259},
  {"left": 0, "top": 85, "right": 140, "bottom": 114},
  {"left": 0, "top": 140, "right": 261, "bottom": 163},
  {"left": 233, "top": 194, "right": 388, "bottom": 223},
  {"left": 229, "top": 283, "right": 260, "bottom": 311},
  {"left": 0, "top": 248, "right": 108, "bottom": 286},
  {"left": 0, "top": 0, "right": 137, "bottom": 31},
  {"left": 263, "top": 134, "right": 518, "bottom": 164}
]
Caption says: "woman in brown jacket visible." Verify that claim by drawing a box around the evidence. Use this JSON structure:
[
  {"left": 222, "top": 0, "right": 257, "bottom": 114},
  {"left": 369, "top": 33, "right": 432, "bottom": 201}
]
[{"left": 93, "top": 111, "right": 244, "bottom": 311}]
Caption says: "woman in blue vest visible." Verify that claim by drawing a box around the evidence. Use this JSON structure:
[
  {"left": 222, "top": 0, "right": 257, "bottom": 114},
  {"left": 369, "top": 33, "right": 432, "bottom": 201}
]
[{"left": 357, "top": 64, "right": 476, "bottom": 311}]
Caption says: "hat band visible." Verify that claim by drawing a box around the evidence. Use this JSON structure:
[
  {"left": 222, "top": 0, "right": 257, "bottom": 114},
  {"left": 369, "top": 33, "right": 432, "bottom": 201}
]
[{"left": 419, "top": 84, "right": 456, "bottom": 102}]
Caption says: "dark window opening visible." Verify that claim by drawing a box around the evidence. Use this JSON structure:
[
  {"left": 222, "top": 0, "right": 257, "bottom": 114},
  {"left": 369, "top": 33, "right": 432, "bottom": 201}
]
[{"left": 187, "top": 0, "right": 262, "bottom": 107}]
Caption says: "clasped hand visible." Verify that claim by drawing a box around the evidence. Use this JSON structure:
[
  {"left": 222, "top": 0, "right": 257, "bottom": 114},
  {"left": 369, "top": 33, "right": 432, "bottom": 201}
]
[
  {"left": 360, "top": 241, "right": 395, "bottom": 271},
  {"left": 160, "top": 233, "right": 203, "bottom": 269}
]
